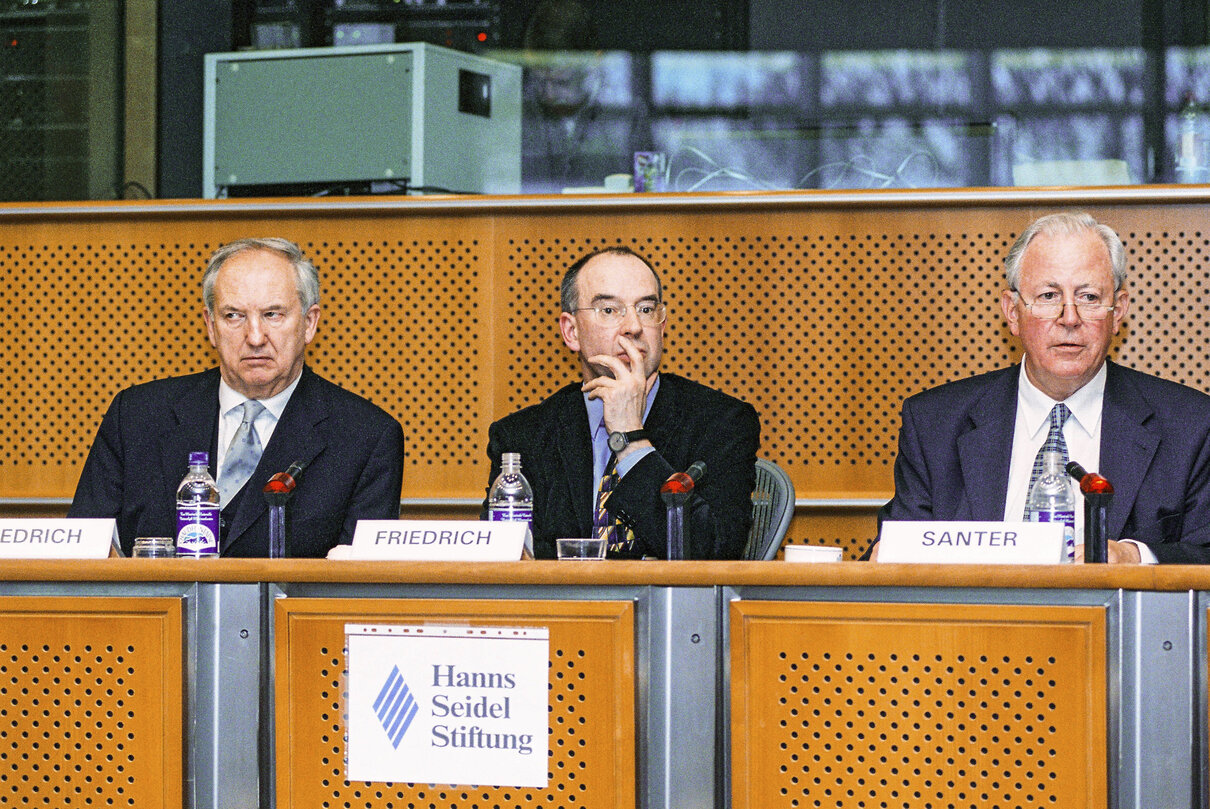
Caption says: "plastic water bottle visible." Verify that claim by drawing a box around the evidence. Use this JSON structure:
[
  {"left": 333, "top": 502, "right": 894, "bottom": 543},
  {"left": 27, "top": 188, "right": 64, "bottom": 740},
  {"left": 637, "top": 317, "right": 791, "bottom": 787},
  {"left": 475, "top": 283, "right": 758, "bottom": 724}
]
[
  {"left": 1027, "top": 450, "right": 1076, "bottom": 562},
  {"left": 176, "top": 451, "right": 221, "bottom": 557},
  {"left": 487, "top": 452, "right": 534, "bottom": 554}
]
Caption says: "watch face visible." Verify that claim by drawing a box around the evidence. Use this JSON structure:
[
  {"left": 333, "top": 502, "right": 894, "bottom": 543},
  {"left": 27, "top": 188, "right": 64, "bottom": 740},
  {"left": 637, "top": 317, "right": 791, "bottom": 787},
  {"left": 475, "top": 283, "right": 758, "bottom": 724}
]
[{"left": 608, "top": 431, "right": 626, "bottom": 452}]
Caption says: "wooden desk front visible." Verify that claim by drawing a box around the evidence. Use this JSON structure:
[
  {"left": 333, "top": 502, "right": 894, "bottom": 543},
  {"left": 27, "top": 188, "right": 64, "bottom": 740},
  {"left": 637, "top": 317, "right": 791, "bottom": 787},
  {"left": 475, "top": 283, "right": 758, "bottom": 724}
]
[{"left": 0, "top": 559, "right": 1203, "bottom": 808}]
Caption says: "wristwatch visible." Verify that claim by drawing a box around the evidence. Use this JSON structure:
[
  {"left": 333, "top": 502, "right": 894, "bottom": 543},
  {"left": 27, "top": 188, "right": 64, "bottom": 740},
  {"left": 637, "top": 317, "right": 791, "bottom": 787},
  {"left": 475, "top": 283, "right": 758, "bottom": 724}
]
[{"left": 608, "top": 429, "right": 649, "bottom": 453}]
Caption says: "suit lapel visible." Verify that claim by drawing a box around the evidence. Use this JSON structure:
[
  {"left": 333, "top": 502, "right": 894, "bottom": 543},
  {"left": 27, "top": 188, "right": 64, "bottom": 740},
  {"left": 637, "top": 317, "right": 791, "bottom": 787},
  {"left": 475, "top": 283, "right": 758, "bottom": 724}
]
[
  {"left": 223, "top": 370, "right": 329, "bottom": 555},
  {"left": 1099, "top": 363, "right": 1159, "bottom": 540},
  {"left": 642, "top": 374, "right": 678, "bottom": 462},
  {"left": 161, "top": 370, "right": 222, "bottom": 497},
  {"left": 957, "top": 368, "right": 1018, "bottom": 520},
  {"left": 555, "top": 386, "right": 595, "bottom": 538}
]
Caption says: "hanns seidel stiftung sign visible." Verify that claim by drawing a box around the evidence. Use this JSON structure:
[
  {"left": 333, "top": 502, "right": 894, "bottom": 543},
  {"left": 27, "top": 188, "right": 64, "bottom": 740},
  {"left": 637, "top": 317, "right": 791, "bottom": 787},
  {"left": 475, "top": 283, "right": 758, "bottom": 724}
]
[{"left": 345, "top": 624, "right": 549, "bottom": 786}]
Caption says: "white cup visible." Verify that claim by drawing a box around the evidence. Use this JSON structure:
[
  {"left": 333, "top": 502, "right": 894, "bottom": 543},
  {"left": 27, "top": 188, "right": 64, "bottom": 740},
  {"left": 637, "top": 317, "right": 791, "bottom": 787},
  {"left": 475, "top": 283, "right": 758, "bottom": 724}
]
[
  {"left": 783, "top": 544, "right": 843, "bottom": 563},
  {"left": 556, "top": 537, "right": 607, "bottom": 560}
]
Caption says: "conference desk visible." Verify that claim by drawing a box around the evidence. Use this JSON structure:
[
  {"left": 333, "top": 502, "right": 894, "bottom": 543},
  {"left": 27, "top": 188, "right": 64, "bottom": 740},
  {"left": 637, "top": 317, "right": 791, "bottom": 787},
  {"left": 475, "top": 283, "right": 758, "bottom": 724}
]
[{"left": 0, "top": 559, "right": 1204, "bottom": 809}]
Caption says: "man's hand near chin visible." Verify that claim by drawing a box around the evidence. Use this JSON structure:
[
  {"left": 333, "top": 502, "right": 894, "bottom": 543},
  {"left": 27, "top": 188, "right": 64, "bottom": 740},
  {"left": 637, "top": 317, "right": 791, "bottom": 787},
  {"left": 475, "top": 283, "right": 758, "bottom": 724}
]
[
  {"left": 582, "top": 337, "right": 656, "bottom": 459},
  {"left": 1073, "top": 540, "right": 1142, "bottom": 564}
]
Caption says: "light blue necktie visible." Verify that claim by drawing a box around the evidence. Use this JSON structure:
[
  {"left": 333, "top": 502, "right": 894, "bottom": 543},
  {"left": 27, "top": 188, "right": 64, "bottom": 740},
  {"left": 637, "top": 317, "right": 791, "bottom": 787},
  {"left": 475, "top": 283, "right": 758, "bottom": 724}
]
[{"left": 217, "top": 400, "right": 266, "bottom": 507}]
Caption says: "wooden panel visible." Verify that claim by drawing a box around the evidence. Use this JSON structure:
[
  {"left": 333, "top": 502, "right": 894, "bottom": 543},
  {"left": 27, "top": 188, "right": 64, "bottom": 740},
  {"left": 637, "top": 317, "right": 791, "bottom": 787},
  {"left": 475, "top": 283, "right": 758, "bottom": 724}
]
[
  {"left": 3, "top": 194, "right": 1209, "bottom": 503},
  {"left": 0, "top": 595, "right": 182, "bottom": 808},
  {"left": 731, "top": 600, "right": 1107, "bottom": 809},
  {"left": 275, "top": 597, "right": 635, "bottom": 809}
]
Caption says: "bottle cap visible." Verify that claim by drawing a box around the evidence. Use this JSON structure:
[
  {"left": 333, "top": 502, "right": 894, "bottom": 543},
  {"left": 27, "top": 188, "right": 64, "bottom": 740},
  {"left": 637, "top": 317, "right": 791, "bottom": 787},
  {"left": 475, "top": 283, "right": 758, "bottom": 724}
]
[{"left": 188, "top": 451, "right": 209, "bottom": 466}]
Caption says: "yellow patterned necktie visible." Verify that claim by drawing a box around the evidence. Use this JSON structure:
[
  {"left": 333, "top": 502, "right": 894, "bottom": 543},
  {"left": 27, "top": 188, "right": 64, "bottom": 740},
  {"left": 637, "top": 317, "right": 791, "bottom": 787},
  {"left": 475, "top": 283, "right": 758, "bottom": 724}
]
[{"left": 593, "top": 455, "right": 634, "bottom": 555}]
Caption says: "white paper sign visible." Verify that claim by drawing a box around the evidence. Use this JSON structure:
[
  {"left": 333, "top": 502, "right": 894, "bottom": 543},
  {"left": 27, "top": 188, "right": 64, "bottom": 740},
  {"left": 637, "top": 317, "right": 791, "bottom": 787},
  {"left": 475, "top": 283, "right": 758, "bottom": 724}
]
[
  {"left": 0, "top": 519, "right": 118, "bottom": 559},
  {"left": 878, "top": 520, "right": 1065, "bottom": 564},
  {"left": 350, "top": 520, "right": 526, "bottom": 561},
  {"left": 346, "top": 624, "right": 549, "bottom": 786}
]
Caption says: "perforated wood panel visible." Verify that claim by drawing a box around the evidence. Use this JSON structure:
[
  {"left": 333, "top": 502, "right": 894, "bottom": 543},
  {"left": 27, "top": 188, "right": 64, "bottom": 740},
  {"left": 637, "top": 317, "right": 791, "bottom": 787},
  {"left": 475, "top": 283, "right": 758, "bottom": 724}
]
[
  {"left": 0, "top": 595, "right": 183, "bottom": 808},
  {"left": 730, "top": 600, "right": 1107, "bottom": 809},
  {"left": 784, "top": 513, "right": 876, "bottom": 561},
  {"left": 274, "top": 597, "right": 635, "bottom": 809},
  {"left": 4, "top": 198, "right": 1209, "bottom": 507}
]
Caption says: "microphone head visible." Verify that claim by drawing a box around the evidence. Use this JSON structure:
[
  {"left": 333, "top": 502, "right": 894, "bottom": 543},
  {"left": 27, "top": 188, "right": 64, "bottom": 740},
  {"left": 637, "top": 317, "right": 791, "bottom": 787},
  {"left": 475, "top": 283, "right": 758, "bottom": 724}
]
[
  {"left": 1080, "top": 474, "right": 1114, "bottom": 495},
  {"left": 660, "top": 462, "right": 707, "bottom": 496},
  {"left": 263, "top": 461, "right": 306, "bottom": 496},
  {"left": 1065, "top": 460, "right": 1114, "bottom": 495},
  {"left": 263, "top": 473, "right": 296, "bottom": 495}
]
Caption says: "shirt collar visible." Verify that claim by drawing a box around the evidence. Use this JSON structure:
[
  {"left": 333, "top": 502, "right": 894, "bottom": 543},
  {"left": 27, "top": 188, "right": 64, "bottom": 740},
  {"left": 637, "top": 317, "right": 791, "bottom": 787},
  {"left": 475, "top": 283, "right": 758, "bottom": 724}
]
[
  {"left": 1017, "top": 361, "right": 1106, "bottom": 440},
  {"left": 217, "top": 372, "right": 302, "bottom": 422},
  {"left": 585, "top": 375, "right": 661, "bottom": 437}
]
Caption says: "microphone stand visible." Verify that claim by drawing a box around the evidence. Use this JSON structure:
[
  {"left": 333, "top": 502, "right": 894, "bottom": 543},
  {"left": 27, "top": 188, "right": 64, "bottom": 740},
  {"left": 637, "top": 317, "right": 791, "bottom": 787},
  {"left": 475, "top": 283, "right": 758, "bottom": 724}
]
[
  {"left": 1083, "top": 492, "right": 1112, "bottom": 563},
  {"left": 660, "top": 490, "right": 688, "bottom": 561},
  {"left": 265, "top": 500, "right": 288, "bottom": 559}
]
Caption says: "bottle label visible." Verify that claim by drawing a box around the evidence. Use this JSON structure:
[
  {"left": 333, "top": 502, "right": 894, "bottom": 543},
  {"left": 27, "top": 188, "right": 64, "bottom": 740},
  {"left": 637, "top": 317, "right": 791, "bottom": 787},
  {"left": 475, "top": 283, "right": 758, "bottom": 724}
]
[
  {"left": 489, "top": 506, "right": 533, "bottom": 524},
  {"left": 1033, "top": 510, "right": 1076, "bottom": 561},
  {"left": 1032, "top": 510, "right": 1074, "bottom": 526},
  {"left": 176, "top": 504, "right": 220, "bottom": 556}
]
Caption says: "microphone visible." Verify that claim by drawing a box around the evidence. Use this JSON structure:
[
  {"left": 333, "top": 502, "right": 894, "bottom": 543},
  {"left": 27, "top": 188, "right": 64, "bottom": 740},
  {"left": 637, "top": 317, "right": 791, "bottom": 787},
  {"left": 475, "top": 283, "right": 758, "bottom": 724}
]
[
  {"left": 264, "top": 461, "right": 306, "bottom": 560},
  {"left": 264, "top": 461, "right": 306, "bottom": 496},
  {"left": 661, "top": 461, "right": 706, "bottom": 496},
  {"left": 1064, "top": 461, "right": 1112, "bottom": 563},
  {"left": 661, "top": 461, "right": 705, "bottom": 561},
  {"left": 1065, "top": 461, "right": 1114, "bottom": 495}
]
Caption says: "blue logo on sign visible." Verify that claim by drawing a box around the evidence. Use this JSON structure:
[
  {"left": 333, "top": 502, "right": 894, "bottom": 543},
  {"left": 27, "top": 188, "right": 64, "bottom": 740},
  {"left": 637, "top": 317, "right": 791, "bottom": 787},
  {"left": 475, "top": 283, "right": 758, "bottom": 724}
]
[{"left": 373, "top": 665, "right": 419, "bottom": 749}]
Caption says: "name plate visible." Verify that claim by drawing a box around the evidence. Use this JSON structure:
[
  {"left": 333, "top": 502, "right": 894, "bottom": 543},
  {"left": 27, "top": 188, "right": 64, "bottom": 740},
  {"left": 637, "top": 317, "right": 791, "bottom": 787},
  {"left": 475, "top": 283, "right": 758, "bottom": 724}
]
[
  {"left": 878, "top": 520, "right": 1065, "bottom": 564},
  {"left": 0, "top": 519, "right": 119, "bottom": 559},
  {"left": 350, "top": 520, "right": 526, "bottom": 561}
]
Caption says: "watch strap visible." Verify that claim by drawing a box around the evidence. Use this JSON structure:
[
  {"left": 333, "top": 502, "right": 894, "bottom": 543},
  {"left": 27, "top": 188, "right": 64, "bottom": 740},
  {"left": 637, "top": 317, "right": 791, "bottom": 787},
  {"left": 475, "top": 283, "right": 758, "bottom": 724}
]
[{"left": 609, "top": 429, "right": 649, "bottom": 452}]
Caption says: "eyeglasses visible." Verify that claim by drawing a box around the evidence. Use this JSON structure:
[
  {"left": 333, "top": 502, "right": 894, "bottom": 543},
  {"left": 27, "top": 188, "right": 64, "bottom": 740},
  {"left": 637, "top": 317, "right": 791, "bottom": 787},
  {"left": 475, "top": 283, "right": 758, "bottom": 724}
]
[
  {"left": 1015, "top": 292, "right": 1117, "bottom": 322},
  {"left": 575, "top": 301, "right": 667, "bottom": 327}
]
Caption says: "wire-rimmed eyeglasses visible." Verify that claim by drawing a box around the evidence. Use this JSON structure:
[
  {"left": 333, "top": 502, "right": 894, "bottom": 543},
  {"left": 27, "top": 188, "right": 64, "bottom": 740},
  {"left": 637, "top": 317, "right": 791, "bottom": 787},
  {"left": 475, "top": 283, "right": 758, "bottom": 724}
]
[
  {"left": 1015, "top": 292, "right": 1117, "bottom": 321},
  {"left": 575, "top": 301, "right": 667, "bottom": 327}
]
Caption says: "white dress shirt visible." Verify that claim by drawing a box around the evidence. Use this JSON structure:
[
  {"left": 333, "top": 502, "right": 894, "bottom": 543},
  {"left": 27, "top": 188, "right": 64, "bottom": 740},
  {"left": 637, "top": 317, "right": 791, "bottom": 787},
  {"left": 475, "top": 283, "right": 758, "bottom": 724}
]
[{"left": 215, "top": 375, "right": 301, "bottom": 474}]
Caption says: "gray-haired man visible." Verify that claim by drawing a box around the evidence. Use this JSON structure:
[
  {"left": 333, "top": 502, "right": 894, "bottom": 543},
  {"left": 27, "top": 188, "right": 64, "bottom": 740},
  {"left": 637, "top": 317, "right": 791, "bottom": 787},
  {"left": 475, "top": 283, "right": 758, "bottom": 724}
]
[
  {"left": 877, "top": 212, "right": 1210, "bottom": 564},
  {"left": 71, "top": 238, "right": 404, "bottom": 556}
]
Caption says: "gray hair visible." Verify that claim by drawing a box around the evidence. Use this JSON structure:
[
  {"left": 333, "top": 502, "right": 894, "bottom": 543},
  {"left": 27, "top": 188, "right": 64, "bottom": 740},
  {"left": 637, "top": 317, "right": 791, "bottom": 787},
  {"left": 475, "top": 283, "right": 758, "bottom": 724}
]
[
  {"left": 1004, "top": 212, "right": 1127, "bottom": 292},
  {"left": 202, "top": 238, "right": 320, "bottom": 314},
  {"left": 559, "top": 246, "right": 662, "bottom": 313}
]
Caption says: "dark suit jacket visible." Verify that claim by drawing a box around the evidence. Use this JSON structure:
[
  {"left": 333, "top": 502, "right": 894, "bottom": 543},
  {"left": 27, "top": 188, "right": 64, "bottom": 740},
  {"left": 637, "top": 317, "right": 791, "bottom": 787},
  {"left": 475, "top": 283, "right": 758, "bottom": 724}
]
[
  {"left": 884, "top": 361, "right": 1210, "bottom": 563},
  {"left": 483, "top": 373, "right": 760, "bottom": 560},
  {"left": 69, "top": 367, "right": 404, "bottom": 557}
]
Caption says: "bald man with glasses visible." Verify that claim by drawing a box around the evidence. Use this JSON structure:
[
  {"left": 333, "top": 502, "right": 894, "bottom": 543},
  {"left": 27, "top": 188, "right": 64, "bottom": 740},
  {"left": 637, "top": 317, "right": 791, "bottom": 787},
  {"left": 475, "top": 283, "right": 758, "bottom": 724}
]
[
  {"left": 483, "top": 246, "right": 760, "bottom": 560},
  {"left": 875, "top": 212, "right": 1210, "bottom": 564}
]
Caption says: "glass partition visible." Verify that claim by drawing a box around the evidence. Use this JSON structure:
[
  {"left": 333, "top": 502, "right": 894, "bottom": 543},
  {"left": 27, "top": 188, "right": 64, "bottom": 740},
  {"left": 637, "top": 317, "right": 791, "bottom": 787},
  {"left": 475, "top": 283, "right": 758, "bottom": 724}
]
[
  {"left": 495, "top": 45, "right": 1201, "bottom": 193},
  {"left": 7, "top": 2, "right": 1210, "bottom": 200}
]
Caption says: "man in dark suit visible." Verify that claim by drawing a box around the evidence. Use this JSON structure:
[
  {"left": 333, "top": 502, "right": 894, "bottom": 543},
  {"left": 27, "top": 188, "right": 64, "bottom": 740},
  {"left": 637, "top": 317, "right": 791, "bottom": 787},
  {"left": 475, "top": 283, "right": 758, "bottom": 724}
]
[
  {"left": 70, "top": 238, "right": 404, "bottom": 557},
  {"left": 878, "top": 212, "right": 1210, "bottom": 564},
  {"left": 483, "top": 246, "right": 759, "bottom": 559}
]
